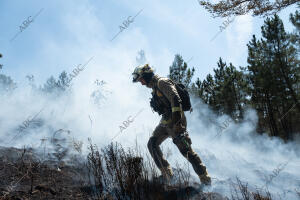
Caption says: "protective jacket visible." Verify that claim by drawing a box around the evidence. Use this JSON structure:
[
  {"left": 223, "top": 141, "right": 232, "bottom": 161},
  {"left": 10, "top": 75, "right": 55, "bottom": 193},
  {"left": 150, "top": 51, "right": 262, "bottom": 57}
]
[{"left": 148, "top": 75, "right": 184, "bottom": 127}]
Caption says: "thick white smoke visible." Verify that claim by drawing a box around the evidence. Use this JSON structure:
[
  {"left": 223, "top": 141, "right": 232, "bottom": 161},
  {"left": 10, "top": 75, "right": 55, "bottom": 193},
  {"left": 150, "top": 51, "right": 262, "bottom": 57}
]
[{"left": 185, "top": 101, "right": 300, "bottom": 199}]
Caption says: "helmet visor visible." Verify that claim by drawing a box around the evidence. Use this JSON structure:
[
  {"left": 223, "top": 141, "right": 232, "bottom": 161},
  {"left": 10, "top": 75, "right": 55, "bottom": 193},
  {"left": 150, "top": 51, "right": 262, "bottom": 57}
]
[{"left": 132, "top": 73, "right": 140, "bottom": 82}]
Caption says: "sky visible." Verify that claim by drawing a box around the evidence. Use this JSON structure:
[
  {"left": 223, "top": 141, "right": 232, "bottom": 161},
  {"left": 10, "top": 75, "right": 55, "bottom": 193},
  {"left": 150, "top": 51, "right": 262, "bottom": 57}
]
[
  {"left": 0, "top": 1, "right": 300, "bottom": 199},
  {"left": 0, "top": 0, "right": 298, "bottom": 84}
]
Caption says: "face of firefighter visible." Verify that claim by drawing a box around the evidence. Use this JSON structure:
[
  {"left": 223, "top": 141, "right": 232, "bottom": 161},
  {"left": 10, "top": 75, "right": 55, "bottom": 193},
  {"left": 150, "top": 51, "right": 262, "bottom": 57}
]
[{"left": 138, "top": 77, "right": 151, "bottom": 88}]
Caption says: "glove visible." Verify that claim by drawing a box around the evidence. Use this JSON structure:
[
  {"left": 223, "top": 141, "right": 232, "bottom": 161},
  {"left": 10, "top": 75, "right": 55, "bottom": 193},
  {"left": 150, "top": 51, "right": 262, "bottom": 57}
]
[{"left": 172, "top": 111, "right": 185, "bottom": 134}]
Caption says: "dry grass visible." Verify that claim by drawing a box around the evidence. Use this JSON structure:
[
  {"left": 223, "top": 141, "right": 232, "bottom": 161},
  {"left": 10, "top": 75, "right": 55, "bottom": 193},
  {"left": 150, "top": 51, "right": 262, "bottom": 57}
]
[
  {"left": 230, "top": 178, "right": 272, "bottom": 200},
  {"left": 86, "top": 139, "right": 201, "bottom": 200},
  {"left": 0, "top": 140, "right": 291, "bottom": 200},
  {"left": 0, "top": 146, "right": 88, "bottom": 200}
]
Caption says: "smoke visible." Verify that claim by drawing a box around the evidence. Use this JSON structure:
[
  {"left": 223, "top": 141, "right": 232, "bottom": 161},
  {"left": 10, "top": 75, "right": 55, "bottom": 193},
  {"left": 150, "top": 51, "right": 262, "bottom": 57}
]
[
  {"left": 0, "top": 1, "right": 299, "bottom": 199},
  {"left": 182, "top": 100, "right": 300, "bottom": 199}
]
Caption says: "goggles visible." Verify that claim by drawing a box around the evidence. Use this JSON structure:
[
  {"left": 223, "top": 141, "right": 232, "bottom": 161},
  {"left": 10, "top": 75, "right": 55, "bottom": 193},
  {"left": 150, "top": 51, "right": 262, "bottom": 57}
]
[{"left": 132, "top": 73, "right": 141, "bottom": 82}]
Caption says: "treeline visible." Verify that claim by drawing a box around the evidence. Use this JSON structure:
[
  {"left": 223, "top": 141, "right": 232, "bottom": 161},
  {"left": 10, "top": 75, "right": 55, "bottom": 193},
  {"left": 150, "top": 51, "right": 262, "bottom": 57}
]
[
  {"left": 0, "top": 68, "right": 71, "bottom": 97},
  {"left": 169, "top": 12, "right": 300, "bottom": 141}
]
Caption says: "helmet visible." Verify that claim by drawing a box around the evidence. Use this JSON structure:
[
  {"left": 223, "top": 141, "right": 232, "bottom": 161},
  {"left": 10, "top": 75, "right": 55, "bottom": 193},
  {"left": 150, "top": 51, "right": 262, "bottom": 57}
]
[{"left": 132, "top": 64, "right": 154, "bottom": 82}]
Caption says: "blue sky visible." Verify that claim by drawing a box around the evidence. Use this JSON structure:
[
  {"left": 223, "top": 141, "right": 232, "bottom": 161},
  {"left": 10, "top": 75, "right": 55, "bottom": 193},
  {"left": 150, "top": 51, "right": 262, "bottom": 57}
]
[{"left": 0, "top": 0, "right": 298, "bottom": 84}]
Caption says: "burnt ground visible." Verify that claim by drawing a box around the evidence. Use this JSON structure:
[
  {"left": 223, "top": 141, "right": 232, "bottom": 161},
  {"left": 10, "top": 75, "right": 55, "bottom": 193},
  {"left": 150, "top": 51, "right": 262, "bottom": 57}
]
[{"left": 0, "top": 145, "right": 228, "bottom": 200}]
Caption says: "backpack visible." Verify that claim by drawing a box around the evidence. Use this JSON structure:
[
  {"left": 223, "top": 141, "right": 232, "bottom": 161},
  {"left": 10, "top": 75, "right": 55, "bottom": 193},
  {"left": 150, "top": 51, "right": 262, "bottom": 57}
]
[
  {"left": 173, "top": 82, "right": 192, "bottom": 111},
  {"left": 156, "top": 78, "right": 192, "bottom": 112}
]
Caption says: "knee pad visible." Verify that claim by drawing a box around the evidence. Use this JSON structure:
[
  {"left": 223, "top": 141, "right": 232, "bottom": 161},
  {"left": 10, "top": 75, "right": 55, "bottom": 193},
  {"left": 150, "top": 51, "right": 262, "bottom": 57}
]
[{"left": 172, "top": 132, "right": 191, "bottom": 147}]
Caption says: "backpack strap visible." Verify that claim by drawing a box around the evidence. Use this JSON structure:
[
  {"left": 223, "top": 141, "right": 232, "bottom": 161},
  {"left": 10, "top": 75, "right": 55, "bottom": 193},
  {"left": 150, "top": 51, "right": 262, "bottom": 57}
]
[
  {"left": 153, "top": 78, "right": 172, "bottom": 114},
  {"left": 155, "top": 78, "right": 165, "bottom": 97}
]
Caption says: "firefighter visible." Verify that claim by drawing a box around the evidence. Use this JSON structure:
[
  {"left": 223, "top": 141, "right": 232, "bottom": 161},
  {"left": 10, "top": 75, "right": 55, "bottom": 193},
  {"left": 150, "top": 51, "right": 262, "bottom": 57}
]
[{"left": 132, "top": 64, "right": 211, "bottom": 185}]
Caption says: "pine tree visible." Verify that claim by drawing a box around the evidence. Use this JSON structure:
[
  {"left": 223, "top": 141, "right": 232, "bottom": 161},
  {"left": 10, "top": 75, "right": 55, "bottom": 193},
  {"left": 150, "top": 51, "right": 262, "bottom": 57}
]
[
  {"left": 57, "top": 71, "right": 70, "bottom": 89},
  {"left": 0, "top": 74, "right": 17, "bottom": 96},
  {"left": 289, "top": 9, "right": 300, "bottom": 56},
  {"left": 41, "top": 71, "right": 70, "bottom": 96},
  {"left": 192, "top": 58, "right": 247, "bottom": 119},
  {"left": 290, "top": 5, "right": 300, "bottom": 31},
  {"left": 168, "top": 54, "right": 195, "bottom": 88},
  {"left": 198, "top": 0, "right": 299, "bottom": 18},
  {"left": 191, "top": 13, "right": 299, "bottom": 140},
  {"left": 245, "top": 15, "right": 300, "bottom": 139}
]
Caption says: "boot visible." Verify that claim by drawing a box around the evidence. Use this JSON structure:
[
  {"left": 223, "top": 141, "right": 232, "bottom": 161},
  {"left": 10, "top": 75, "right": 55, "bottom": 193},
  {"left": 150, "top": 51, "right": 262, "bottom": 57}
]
[
  {"left": 155, "top": 166, "right": 173, "bottom": 183},
  {"left": 161, "top": 165, "right": 173, "bottom": 178},
  {"left": 199, "top": 173, "right": 211, "bottom": 186}
]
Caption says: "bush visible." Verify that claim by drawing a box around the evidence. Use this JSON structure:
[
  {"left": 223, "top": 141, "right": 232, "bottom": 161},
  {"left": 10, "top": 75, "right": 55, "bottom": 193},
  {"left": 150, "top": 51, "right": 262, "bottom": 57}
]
[{"left": 86, "top": 140, "right": 199, "bottom": 200}]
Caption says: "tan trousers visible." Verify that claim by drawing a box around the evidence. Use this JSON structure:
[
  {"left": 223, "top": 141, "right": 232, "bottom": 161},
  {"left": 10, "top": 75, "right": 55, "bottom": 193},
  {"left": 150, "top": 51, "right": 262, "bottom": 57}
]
[{"left": 147, "top": 115, "right": 208, "bottom": 177}]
